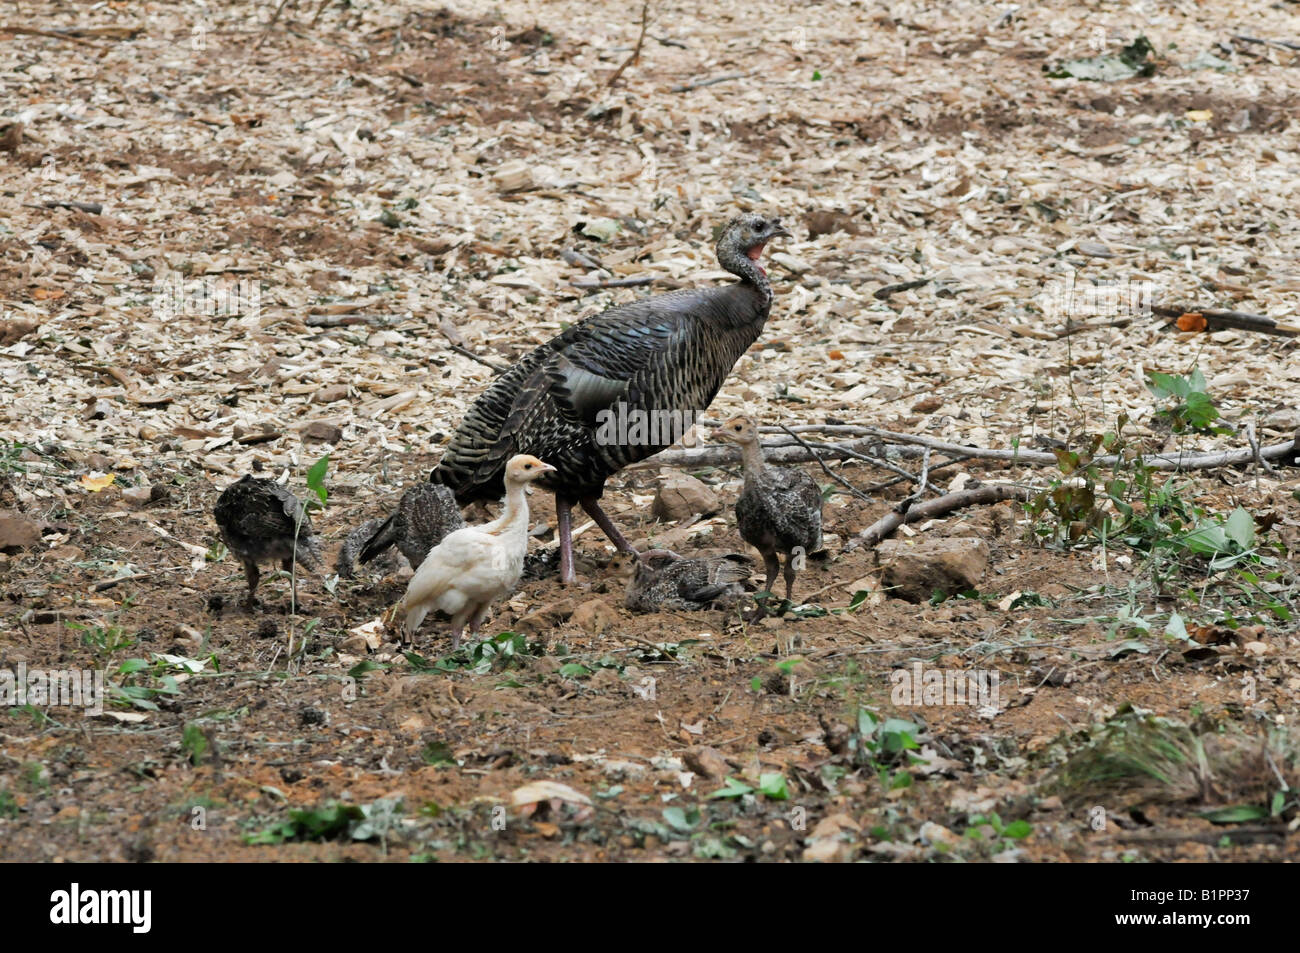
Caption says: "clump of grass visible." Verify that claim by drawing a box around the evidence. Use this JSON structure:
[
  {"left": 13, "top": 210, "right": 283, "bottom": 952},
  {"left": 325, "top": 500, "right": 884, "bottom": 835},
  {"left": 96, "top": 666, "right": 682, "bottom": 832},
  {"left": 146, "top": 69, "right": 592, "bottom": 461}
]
[{"left": 1040, "top": 704, "right": 1299, "bottom": 820}]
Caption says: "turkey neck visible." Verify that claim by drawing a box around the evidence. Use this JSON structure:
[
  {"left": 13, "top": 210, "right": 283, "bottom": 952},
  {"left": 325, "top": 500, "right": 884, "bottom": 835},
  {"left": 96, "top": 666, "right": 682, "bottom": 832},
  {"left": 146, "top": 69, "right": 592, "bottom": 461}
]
[
  {"left": 736, "top": 438, "right": 767, "bottom": 478},
  {"left": 487, "top": 480, "right": 531, "bottom": 538},
  {"left": 716, "top": 240, "right": 772, "bottom": 310}
]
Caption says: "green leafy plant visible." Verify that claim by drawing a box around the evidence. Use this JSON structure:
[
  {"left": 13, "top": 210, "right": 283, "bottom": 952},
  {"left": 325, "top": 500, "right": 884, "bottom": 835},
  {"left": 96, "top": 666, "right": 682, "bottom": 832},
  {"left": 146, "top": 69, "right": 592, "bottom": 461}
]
[{"left": 1146, "top": 367, "right": 1227, "bottom": 435}]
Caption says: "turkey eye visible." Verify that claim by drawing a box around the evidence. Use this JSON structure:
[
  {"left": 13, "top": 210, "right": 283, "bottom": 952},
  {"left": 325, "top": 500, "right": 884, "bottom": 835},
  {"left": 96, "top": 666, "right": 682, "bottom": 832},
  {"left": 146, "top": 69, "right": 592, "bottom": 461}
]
[{"left": 525, "top": 464, "right": 533, "bottom": 469}]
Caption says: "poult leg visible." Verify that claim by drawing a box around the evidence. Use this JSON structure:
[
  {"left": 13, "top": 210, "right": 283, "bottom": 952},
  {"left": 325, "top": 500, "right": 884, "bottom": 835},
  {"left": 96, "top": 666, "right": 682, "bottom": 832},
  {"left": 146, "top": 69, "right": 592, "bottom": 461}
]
[
  {"left": 580, "top": 497, "right": 638, "bottom": 555},
  {"left": 464, "top": 603, "right": 491, "bottom": 649},
  {"left": 556, "top": 494, "right": 575, "bottom": 585},
  {"left": 761, "top": 553, "right": 780, "bottom": 597},
  {"left": 242, "top": 560, "right": 261, "bottom": 607},
  {"left": 783, "top": 554, "right": 798, "bottom": 602}
]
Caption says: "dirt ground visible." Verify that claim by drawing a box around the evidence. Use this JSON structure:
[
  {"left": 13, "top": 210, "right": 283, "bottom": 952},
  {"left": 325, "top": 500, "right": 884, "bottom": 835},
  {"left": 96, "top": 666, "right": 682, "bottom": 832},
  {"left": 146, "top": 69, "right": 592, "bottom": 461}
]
[{"left": 1, "top": 1, "right": 1299, "bottom": 862}]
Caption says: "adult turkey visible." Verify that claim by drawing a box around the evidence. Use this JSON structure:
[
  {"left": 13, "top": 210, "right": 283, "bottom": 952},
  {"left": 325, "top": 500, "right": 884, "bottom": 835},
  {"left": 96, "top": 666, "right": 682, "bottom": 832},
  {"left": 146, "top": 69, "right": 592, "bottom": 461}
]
[{"left": 359, "top": 213, "right": 791, "bottom": 584}]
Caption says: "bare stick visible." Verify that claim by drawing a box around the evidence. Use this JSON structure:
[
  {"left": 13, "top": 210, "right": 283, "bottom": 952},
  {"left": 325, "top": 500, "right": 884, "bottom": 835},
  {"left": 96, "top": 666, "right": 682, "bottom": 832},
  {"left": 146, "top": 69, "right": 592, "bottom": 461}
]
[
  {"left": 848, "top": 484, "right": 1032, "bottom": 550},
  {"left": 448, "top": 343, "right": 510, "bottom": 375},
  {"left": 670, "top": 72, "right": 745, "bottom": 93},
  {"left": 570, "top": 276, "right": 656, "bottom": 290},
  {"left": 1153, "top": 304, "right": 1300, "bottom": 338},
  {"left": 905, "top": 447, "right": 931, "bottom": 504},
  {"left": 0, "top": 25, "right": 99, "bottom": 47},
  {"left": 778, "top": 424, "right": 872, "bottom": 502},
  {"left": 605, "top": 1, "right": 650, "bottom": 88}
]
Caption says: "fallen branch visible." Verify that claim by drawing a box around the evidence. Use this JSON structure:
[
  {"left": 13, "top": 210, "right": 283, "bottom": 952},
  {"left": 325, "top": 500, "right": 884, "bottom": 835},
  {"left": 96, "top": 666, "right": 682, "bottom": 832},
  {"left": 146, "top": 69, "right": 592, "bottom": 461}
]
[
  {"left": 641, "top": 427, "right": 1300, "bottom": 475},
  {"left": 303, "top": 313, "right": 379, "bottom": 328},
  {"left": 0, "top": 24, "right": 101, "bottom": 47},
  {"left": 778, "top": 424, "right": 872, "bottom": 503},
  {"left": 1153, "top": 304, "right": 1299, "bottom": 338},
  {"left": 24, "top": 200, "right": 105, "bottom": 215},
  {"left": 1233, "top": 34, "right": 1300, "bottom": 52},
  {"left": 848, "top": 484, "right": 1032, "bottom": 550},
  {"left": 570, "top": 276, "right": 656, "bottom": 290},
  {"left": 874, "top": 277, "right": 930, "bottom": 300},
  {"left": 605, "top": 0, "right": 650, "bottom": 88},
  {"left": 670, "top": 72, "right": 745, "bottom": 93}
]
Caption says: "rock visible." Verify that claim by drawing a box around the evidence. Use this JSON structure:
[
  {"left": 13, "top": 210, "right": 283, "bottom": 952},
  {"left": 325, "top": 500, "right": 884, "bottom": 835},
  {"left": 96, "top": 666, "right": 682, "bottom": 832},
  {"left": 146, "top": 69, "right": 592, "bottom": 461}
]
[
  {"left": 0, "top": 512, "right": 41, "bottom": 552},
  {"left": 0, "top": 318, "right": 38, "bottom": 346},
  {"left": 313, "top": 384, "right": 350, "bottom": 404},
  {"left": 122, "top": 485, "right": 154, "bottom": 506},
  {"left": 876, "top": 536, "right": 990, "bottom": 603},
  {"left": 804, "top": 209, "right": 859, "bottom": 239},
  {"left": 302, "top": 421, "right": 343, "bottom": 444},
  {"left": 514, "top": 599, "right": 574, "bottom": 635},
  {"left": 492, "top": 160, "right": 533, "bottom": 193},
  {"left": 570, "top": 599, "right": 618, "bottom": 636},
  {"left": 802, "top": 812, "right": 860, "bottom": 862},
  {"left": 652, "top": 473, "right": 719, "bottom": 522},
  {"left": 682, "top": 745, "right": 731, "bottom": 780}
]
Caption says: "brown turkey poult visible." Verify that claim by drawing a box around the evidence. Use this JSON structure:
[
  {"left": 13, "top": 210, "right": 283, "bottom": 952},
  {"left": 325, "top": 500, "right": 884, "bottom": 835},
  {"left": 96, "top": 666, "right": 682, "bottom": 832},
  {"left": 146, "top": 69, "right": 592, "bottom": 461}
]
[
  {"left": 609, "top": 550, "right": 753, "bottom": 613},
  {"left": 357, "top": 213, "right": 792, "bottom": 584},
  {"left": 714, "top": 416, "right": 823, "bottom": 602},
  {"left": 335, "top": 482, "right": 465, "bottom": 578},
  {"left": 213, "top": 475, "right": 322, "bottom": 606}
]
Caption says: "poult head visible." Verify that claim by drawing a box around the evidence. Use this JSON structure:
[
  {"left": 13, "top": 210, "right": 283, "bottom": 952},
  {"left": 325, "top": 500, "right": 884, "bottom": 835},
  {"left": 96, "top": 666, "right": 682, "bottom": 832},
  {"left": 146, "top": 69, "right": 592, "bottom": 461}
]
[
  {"left": 504, "top": 454, "right": 556, "bottom": 485},
  {"left": 608, "top": 551, "right": 640, "bottom": 579},
  {"left": 717, "top": 213, "right": 792, "bottom": 263},
  {"left": 713, "top": 415, "right": 760, "bottom": 445}
]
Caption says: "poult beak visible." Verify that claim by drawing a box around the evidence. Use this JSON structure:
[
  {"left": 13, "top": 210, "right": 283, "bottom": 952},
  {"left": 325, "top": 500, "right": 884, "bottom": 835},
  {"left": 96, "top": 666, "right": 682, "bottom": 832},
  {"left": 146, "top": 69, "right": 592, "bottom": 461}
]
[{"left": 769, "top": 221, "right": 793, "bottom": 239}]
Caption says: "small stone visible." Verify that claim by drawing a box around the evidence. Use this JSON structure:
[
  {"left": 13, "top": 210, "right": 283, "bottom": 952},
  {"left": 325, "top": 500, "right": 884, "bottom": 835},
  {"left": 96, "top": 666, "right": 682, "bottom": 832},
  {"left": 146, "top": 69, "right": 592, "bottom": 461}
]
[
  {"left": 1075, "top": 241, "right": 1115, "bottom": 258},
  {"left": 313, "top": 384, "right": 350, "bottom": 404},
  {"left": 122, "top": 486, "right": 154, "bottom": 506},
  {"left": 652, "top": 473, "right": 719, "bottom": 522},
  {"left": 682, "top": 746, "right": 731, "bottom": 780},
  {"left": 302, "top": 421, "right": 343, "bottom": 444},
  {"left": 0, "top": 512, "right": 41, "bottom": 552},
  {"left": 877, "top": 536, "right": 990, "bottom": 603},
  {"left": 570, "top": 599, "right": 618, "bottom": 636}
]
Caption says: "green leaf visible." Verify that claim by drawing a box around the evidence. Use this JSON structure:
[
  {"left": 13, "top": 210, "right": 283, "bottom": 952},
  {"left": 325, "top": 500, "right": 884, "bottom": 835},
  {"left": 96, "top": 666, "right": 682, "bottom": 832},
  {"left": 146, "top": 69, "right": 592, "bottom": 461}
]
[
  {"left": 758, "top": 773, "right": 789, "bottom": 801},
  {"left": 558, "top": 663, "right": 592, "bottom": 678},
  {"left": 662, "top": 806, "right": 698, "bottom": 831},
  {"left": 708, "top": 776, "right": 755, "bottom": 799},
  {"left": 1002, "top": 819, "right": 1033, "bottom": 839},
  {"left": 306, "top": 454, "right": 330, "bottom": 506},
  {"left": 347, "top": 659, "right": 386, "bottom": 679},
  {"left": 1199, "top": 804, "right": 1269, "bottom": 824},
  {"left": 1224, "top": 507, "right": 1255, "bottom": 551},
  {"left": 117, "top": 658, "right": 149, "bottom": 675}
]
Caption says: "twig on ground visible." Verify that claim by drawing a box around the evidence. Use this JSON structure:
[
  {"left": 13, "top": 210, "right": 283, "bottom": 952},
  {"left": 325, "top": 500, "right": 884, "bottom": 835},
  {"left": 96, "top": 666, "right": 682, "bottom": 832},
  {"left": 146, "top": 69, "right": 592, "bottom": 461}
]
[
  {"left": 570, "top": 276, "right": 656, "bottom": 290},
  {"left": 847, "top": 484, "right": 1033, "bottom": 550},
  {"left": 605, "top": 1, "right": 650, "bottom": 88},
  {"left": 777, "top": 424, "right": 872, "bottom": 502},
  {"left": 670, "top": 72, "right": 746, "bottom": 92}
]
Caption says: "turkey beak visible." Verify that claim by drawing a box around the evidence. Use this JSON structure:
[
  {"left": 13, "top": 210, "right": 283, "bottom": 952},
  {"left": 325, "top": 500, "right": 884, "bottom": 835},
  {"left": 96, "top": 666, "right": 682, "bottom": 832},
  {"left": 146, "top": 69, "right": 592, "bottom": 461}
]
[
  {"left": 768, "top": 222, "right": 792, "bottom": 240},
  {"left": 537, "top": 463, "right": 557, "bottom": 476}
]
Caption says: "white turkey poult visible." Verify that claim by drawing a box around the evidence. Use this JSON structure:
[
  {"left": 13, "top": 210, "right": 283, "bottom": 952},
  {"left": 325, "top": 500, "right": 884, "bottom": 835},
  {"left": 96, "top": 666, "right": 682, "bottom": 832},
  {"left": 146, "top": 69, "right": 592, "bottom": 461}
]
[{"left": 390, "top": 454, "right": 555, "bottom": 650}]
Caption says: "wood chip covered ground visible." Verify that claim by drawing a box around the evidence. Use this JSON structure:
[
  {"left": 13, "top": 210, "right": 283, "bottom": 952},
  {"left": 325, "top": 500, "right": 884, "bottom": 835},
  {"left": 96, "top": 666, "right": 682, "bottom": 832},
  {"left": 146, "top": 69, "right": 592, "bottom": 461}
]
[{"left": 1, "top": 0, "right": 1298, "bottom": 862}]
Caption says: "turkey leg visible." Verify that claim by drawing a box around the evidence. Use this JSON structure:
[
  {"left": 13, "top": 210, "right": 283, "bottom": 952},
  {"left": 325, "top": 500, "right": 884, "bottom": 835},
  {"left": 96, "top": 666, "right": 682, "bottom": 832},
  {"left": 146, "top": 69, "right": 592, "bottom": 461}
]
[
  {"left": 580, "top": 497, "right": 638, "bottom": 555},
  {"left": 556, "top": 494, "right": 576, "bottom": 585}
]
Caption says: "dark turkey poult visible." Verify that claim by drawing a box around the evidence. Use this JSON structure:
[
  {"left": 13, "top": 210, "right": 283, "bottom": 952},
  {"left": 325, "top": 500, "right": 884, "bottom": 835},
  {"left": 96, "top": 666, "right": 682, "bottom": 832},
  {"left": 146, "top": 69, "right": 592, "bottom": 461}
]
[
  {"left": 335, "top": 483, "right": 465, "bottom": 578},
  {"left": 609, "top": 550, "right": 753, "bottom": 613},
  {"left": 357, "top": 213, "right": 792, "bottom": 584},
  {"left": 713, "top": 416, "right": 823, "bottom": 602},
  {"left": 213, "top": 474, "right": 322, "bottom": 606}
]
